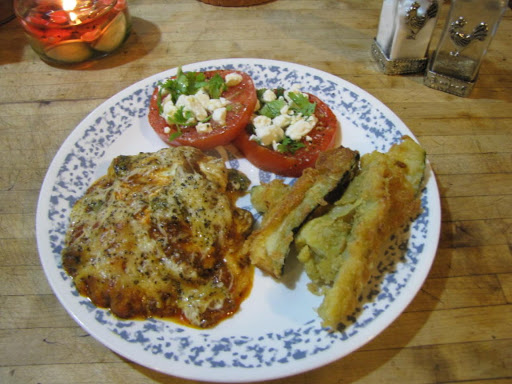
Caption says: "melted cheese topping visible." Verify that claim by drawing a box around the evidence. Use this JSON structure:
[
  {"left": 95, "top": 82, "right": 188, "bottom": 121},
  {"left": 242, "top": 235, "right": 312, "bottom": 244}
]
[{"left": 62, "top": 146, "right": 254, "bottom": 328}]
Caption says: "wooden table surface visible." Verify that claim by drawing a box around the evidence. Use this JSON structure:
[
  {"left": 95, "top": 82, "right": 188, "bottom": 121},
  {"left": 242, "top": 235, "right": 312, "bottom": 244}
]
[{"left": 1, "top": 1, "right": 511, "bottom": 383}]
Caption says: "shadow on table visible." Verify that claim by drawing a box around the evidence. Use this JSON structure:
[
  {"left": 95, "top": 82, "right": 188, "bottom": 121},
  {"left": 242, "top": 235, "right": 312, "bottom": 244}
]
[
  {"left": 468, "top": 57, "right": 512, "bottom": 102},
  {"left": 45, "top": 17, "right": 161, "bottom": 71},
  {"left": 0, "top": 16, "right": 24, "bottom": 65}
]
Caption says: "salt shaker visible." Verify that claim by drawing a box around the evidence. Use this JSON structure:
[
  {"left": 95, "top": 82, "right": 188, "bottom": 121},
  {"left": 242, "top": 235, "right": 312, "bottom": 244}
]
[
  {"left": 372, "top": 0, "right": 440, "bottom": 74},
  {"left": 424, "top": 0, "right": 508, "bottom": 97}
]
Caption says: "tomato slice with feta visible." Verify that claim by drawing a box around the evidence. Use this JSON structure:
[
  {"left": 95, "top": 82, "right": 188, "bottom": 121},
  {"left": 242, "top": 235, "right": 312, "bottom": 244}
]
[
  {"left": 233, "top": 90, "right": 339, "bottom": 177},
  {"left": 148, "top": 69, "right": 257, "bottom": 151}
]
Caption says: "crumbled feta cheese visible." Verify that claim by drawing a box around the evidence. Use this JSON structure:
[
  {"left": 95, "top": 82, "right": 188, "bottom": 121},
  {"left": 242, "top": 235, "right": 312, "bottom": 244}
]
[
  {"left": 212, "top": 107, "right": 227, "bottom": 126},
  {"left": 262, "top": 89, "right": 277, "bottom": 103},
  {"left": 225, "top": 72, "right": 243, "bottom": 87},
  {"left": 176, "top": 94, "right": 208, "bottom": 122},
  {"left": 306, "top": 115, "right": 318, "bottom": 124},
  {"left": 194, "top": 89, "right": 210, "bottom": 109},
  {"left": 251, "top": 115, "right": 285, "bottom": 145},
  {"left": 272, "top": 114, "right": 292, "bottom": 129},
  {"left": 249, "top": 84, "right": 320, "bottom": 149},
  {"left": 206, "top": 97, "right": 229, "bottom": 113},
  {"left": 252, "top": 115, "right": 272, "bottom": 130},
  {"left": 162, "top": 103, "right": 178, "bottom": 118},
  {"left": 196, "top": 122, "right": 213, "bottom": 133},
  {"left": 161, "top": 93, "right": 172, "bottom": 105},
  {"left": 286, "top": 115, "right": 318, "bottom": 141},
  {"left": 254, "top": 124, "right": 285, "bottom": 146},
  {"left": 164, "top": 126, "right": 171, "bottom": 134},
  {"left": 160, "top": 94, "right": 177, "bottom": 119}
]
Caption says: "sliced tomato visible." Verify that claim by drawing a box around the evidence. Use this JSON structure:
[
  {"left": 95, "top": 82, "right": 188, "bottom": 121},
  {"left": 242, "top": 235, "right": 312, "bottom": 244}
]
[
  {"left": 233, "top": 93, "right": 339, "bottom": 178},
  {"left": 148, "top": 70, "right": 257, "bottom": 151}
]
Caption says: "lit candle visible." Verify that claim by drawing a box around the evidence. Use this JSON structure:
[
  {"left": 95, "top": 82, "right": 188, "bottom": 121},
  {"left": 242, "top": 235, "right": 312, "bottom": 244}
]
[{"left": 14, "top": 0, "right": 131, "bottom": 64}]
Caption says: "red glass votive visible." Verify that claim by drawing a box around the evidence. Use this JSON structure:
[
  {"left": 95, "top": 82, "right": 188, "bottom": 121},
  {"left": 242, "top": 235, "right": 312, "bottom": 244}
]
[{"left": 14, "top": 0, "right": 131, "bottom": 64}]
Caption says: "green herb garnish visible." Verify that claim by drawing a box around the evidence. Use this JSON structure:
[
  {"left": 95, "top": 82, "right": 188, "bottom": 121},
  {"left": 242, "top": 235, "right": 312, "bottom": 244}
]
[
  {"left": 205, "top": 73, "right": 227, "bottom": 99},
  {"left": 155, "top": 68, "right": 235, "bottom": 140},
  {"left": 288, "top": 92, "right": 316, "bottom": 116},
  {"left": 157, "top": 87, "right": 164, "bottom": 114},
  {"left": 157, "top": 67, "right": 228, "bottom": 113},
  {"left": 259, "top": 99, "right": 287, "bottom": 119},
  {"left": 159, "top": 68, "right": 206, "bottom": 103},
  {"left": 277, "top": 137, "right": 306, "bottom": 154},
  {"left": 275, "top": 88, "right": 286, "bottom": 98},
  {"left": 169, "top": 130, "right": 182, "bottom": 141},
  {"left": 168, "top": 105, "right": 194, "bottom": 126},
  {"left": 167, "top": 106, "right": 214, "bottom": 141}
]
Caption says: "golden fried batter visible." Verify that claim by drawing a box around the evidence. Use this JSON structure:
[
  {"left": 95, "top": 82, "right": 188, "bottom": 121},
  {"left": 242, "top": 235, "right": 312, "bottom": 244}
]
[
  {"left": 296, "top": 136, "right": 426, "bottom": 329},
  {"left": 245, "top": 146, "right": 359, "bottom": 278}
]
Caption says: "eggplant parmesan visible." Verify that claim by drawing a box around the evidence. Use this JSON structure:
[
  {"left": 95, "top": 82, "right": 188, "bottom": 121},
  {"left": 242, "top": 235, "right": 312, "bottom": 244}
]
[{"left": 62, "top": 146, "right": 254, "bottom": 328}]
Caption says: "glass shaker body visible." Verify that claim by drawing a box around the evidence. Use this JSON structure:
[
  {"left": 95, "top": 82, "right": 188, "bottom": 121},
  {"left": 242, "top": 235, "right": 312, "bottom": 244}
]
[
  {"left": 372, "top": 0, "right": 440, "bottom": 74},
  {"left": 425, "top": 0, "right": 507, "bottom": 96}
]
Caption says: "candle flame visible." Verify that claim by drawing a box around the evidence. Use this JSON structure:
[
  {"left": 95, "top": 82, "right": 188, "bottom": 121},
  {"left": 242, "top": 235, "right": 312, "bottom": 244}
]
[{"left": 62, "top": 0, "right": 77, "bottom": 11}]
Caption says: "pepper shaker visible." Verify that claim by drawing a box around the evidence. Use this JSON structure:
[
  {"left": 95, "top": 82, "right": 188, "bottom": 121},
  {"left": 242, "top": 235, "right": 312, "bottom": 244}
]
[
  {"left": 372, "top": 0, "right": 440, "bottom": 74},
  {"left": 424, "top": 0, "right": 508, "bottom": 96}
]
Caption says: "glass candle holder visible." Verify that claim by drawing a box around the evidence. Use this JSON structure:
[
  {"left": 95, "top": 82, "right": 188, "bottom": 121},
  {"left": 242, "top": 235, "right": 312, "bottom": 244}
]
[
  {"left": 372, "top": 0, "right": 440, "bottom": 74},
  {"left": 14, "top": 0, "right": 131, "bottom": 65},
  {"left": 424, "top": 0, "right": 508, "bottom": 96}
]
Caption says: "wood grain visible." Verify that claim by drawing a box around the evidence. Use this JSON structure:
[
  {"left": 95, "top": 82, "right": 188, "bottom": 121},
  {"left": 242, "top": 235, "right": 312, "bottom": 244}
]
[{"left": 0, "top": 0, "right": 511, "bottom": 383}]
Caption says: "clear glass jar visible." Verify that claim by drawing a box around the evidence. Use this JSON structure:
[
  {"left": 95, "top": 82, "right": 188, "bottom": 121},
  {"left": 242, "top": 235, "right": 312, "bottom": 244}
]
[
  {"left": 424, "top": 0, "right": 508, "bottom": 96},
  {"left": 372, "top": 0, "right": 440, "bottom": 74},
  {"left": 14, "top": 0, "right": 131, "bottom": 65}
]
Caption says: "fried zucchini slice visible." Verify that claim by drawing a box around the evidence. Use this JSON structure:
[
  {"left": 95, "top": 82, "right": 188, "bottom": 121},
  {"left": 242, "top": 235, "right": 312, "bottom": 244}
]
[
  {"left": 245, "top": 146, "right": 360, "bottom": 278},
  {"left": 250, "top": 179, "right": 290, "bottom": 215},
  {"left": 295, "top": 136, "right": 426, "bottom": 329}
]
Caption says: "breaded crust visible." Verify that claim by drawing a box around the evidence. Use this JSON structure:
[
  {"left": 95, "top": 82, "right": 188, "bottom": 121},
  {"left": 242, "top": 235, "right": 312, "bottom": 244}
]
[
  {"left": 296, "top": 136, "right": 426, "bottom": 329},
  {"left": 245, "top": 147, "right": 359, "bottom": 278}
]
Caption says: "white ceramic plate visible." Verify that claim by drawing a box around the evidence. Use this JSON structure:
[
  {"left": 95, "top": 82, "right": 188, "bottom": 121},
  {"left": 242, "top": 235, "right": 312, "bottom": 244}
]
[{"left": 36, "top": 58, "right": 441, "bottom": 382}]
